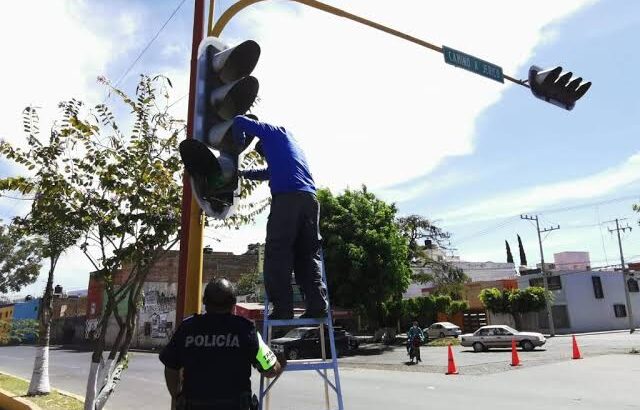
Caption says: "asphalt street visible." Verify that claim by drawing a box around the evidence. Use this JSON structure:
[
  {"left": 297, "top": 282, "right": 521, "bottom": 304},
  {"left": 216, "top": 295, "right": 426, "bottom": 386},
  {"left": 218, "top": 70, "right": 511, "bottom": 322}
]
[{"left": 0, "top": 331, "right": 638, "bottom": 409}]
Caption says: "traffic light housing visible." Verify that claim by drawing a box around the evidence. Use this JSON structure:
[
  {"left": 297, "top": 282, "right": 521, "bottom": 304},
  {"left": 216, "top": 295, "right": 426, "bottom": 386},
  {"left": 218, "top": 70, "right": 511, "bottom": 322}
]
[
  {"left": 179, "top": 37, "right": 260, "bottom": 219},
  {"left": 528, "top": 65, "right": 591, "bottom": 111}
]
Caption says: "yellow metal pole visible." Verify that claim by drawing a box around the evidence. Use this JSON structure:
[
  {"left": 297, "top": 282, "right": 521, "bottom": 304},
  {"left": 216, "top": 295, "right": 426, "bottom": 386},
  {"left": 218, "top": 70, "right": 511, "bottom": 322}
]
[
  {"left": 184, "top": 0, "right": 217, "bottom": 318},
  {"left": 184, "top": 201, "right": 204, "bottom": 316},
  {"left": 184, "top": 0, "right": 218, "bottom": 316},
  {"left": 210, "top": 0, "right": 527, "bottom": 87}
]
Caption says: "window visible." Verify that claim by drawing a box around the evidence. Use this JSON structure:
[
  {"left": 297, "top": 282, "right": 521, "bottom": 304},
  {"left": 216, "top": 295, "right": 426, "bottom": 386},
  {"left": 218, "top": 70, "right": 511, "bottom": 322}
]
[
  {"left": 592, "top": 276, "right": 604, "bottom": 299},
  {"left": 614, "top": 304, "right": 627, "bottom": 318},
  {"left": 529, "top": 276, "right": 561, "bottom": 290},
  {"left": 476, "top": 328, "right": 489, "bottom": 336},
  {"left": 548, "top": 276, "right": 562, "bottom": 290},
  {"left": 628, "top": 278, "right": 639, "bottom": 293}
]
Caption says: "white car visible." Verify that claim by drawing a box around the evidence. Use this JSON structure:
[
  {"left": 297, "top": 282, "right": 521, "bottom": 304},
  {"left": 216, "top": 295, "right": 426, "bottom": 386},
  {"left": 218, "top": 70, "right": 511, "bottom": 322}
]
[
  {"left": 423, "top": 322, "right": 462, "bottom": 339},
  {"left": 460, "top": 325, "right": 546, "bottom": 352}
]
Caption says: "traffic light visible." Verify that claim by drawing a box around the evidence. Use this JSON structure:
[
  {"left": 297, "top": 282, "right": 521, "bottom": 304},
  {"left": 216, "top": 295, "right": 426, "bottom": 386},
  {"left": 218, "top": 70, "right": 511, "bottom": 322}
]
[
  {"left": 528, "top": 65, "right": 591, "bottom": 111},
  {"left": 179, "top": 37, "right": 260, "bottom": 218}
]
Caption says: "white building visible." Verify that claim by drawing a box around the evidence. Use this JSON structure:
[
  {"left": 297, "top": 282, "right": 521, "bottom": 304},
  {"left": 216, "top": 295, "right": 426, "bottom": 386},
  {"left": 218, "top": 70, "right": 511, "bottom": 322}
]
[
  {"left": 517, "top": 270, "right": 640, "bottom": 333},
  {"left": 402, "top": 259, "right": 517, "bottom": 299}
]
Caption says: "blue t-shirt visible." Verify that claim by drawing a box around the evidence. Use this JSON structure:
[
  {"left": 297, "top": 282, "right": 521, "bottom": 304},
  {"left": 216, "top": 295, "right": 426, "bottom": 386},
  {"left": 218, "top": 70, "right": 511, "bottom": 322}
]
[{"left": 232, "top": 116, "right": 316, "bottom": 195}]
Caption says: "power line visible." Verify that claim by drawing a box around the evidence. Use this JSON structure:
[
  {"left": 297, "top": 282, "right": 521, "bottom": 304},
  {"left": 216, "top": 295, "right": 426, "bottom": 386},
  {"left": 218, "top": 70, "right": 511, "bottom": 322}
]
[{"left": 111, "top": 0, "right": 188, "bottom": 91}]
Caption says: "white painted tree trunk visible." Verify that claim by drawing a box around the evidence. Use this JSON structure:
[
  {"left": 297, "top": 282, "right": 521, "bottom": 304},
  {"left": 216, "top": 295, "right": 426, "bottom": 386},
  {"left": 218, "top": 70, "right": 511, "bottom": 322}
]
[
  {"left": 27, "top": 345, "right": 50, "bottom": 395},
  {"left": 84, "top": 361, "right": 102, "bottom": 410}
]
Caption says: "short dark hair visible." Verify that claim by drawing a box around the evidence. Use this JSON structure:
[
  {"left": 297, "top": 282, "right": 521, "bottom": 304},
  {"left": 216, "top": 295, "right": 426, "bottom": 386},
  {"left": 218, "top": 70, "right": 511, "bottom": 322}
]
[{"left": 203, "top": 278, "right": 236, "bottom": 312}]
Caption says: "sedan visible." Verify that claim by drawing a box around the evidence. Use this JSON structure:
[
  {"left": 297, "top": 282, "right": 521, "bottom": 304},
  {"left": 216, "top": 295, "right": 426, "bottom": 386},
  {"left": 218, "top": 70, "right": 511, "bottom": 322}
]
[
  {"left": 460, "top": 325, "right": 546, "bottom": 352},
  {"left": 424, "top": 322, "right": 462, "bottom": 339}
]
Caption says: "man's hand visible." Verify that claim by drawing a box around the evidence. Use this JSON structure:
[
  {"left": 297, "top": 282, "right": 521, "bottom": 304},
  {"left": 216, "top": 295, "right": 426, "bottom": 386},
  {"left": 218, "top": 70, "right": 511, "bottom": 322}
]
[{"left": 263, "top": 353, "right": 287, "bottom": 378}]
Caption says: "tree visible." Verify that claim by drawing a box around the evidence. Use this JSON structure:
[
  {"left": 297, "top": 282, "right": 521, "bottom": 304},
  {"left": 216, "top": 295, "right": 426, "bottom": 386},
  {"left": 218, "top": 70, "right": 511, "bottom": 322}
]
[
  {"left": 396, "top": 215, "right": 450, "bottom": 261},
  {"left": 3, "top": 75, "right": 265, "bottom": 408},
  {"left": 236, "top": 271, "right": 260, "bottom": 297},
  {"left": 54, "top": 75, "right": 267, "bottom": 410},
  {"left": 0, "top": 222, "right": 43, "bottom": 294},
  {"left": 318, "top": 186, "right": 411, "bottom": 329},
  {"left": 517, "top": 234, "right": 527, "bottom": 266},
  {"left": 479, "top": 287, "right": 549, "bottom": 329},
  {"left": 429, "top": 261, "right": 470, "bottom": 299},
  {"left": 505, "top": 240, "right": 514, "bottom": 264},
  {"left": 0, "top": 105, "right": 86, "bottom": 395}
]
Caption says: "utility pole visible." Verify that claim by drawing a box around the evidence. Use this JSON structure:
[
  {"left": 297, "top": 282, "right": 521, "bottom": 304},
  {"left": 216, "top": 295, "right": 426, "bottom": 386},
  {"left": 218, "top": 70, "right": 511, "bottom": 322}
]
[
  {"left": 607, "top": 218, "right": 635, "bottom": 334},
  {"left": 521, "top": 214, "right": 559, "bottom": 336}
]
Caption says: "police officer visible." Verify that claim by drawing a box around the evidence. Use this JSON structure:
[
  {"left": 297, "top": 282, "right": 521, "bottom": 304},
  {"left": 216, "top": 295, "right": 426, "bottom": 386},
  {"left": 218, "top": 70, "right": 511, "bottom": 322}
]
[{"left": 160, "top": 278, "right": 284, "bottom": 409}]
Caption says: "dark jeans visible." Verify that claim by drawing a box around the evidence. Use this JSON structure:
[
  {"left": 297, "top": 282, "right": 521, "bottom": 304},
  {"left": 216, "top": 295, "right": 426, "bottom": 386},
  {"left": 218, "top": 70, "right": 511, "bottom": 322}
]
[{"left": 264, "top": 191, "right": 328, "bottom": 313}]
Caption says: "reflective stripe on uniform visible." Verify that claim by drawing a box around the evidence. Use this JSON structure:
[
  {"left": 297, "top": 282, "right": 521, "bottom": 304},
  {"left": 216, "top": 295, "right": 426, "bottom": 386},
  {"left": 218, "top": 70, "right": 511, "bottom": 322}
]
[{"left": 256, "top": 331, "right": 277, "bottom": 371}]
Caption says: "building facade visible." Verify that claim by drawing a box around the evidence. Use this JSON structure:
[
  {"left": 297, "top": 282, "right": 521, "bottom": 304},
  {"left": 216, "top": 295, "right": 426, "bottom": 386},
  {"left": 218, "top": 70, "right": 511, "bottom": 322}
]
[
  {"left": 87, "top": 245, "right": 263, "bottom": 349},
  {"left": 517, "top": 270, "right": 640, "bottom": 333},
  {"left": 13, "top": 298, "right": 39, "bottom": 320}
]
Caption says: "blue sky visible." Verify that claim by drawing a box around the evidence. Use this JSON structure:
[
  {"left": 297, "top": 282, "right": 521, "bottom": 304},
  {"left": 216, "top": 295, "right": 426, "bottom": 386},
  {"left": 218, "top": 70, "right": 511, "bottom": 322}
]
[{"left": 2, "top": 0, "right": 640, "bottom": 296}]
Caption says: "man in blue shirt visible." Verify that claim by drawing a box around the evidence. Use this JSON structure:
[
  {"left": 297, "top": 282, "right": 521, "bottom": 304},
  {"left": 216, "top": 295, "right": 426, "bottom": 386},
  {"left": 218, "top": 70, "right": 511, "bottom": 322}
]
[{"left": 233, "top": 115, "right": 328, "bottom": 320}]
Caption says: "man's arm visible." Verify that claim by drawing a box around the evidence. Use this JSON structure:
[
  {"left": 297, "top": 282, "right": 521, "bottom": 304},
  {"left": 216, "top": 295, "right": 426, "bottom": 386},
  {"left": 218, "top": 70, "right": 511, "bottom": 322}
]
[
  {"left": 240, "top": 168, "right": 269, "bottom": 181},
  {"left": 164, "top": 367, "right": 181, "bottom": 398},
  {"left": 252, "top": 330, "right": 285, "bottom": 378},
  {"left": 232, "top": 115, "right": 281, "bottom": 148}
]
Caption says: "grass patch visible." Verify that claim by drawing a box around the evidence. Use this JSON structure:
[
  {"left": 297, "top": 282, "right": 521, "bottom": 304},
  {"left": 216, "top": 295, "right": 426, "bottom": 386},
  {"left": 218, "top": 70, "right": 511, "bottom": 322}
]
[
  {"left": 426, "top": 337, "right": 461, "bottom": 347},
  {"left": 0, "top": 373, "right": 83, "bottom": 410}
]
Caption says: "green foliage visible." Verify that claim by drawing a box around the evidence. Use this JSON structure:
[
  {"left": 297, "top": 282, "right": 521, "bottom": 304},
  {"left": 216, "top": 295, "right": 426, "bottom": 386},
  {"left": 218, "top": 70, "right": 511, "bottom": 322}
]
[
  {"left": 479, "top": 288, "right": 511, "bottom": 314},
  {"left": 236, "top": 271, "right": 260, "bottom": 296},
  {"left": 0, "top": 222, "right": 43, "bottom": 293},
  {"left": 509, "top": 287, "right": 548, "bottom": 314},
  {"left": 318, "top": 186, "right": 411, "bottom": 328},
  {"left": 480, "top": 287, "right": 549, "bottom": 315},
  {"left": 396, "top": 214, "right": 450, "bottom": 260},
  {"left": 517, "top": 234, "right": 527, "bottom": 266},
  {"left": 505, "top": 240, "right": 514, "bottom": 264},
  {"left": 447, "top": 299, "right": 469, "bottom": 316},
  {"left": 0, "top": 319, "right": 39, "bottom": 345}
]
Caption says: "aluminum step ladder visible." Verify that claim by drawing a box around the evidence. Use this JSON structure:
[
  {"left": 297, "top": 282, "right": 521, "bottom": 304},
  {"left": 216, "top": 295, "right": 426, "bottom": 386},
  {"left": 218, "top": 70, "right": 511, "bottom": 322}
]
[{"left": 258, "top": 251, "right": 345, "bottom": 410}]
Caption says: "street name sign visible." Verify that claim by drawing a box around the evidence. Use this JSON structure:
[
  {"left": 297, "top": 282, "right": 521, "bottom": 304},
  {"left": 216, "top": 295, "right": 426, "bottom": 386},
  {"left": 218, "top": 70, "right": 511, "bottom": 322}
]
[{"left": 443, "top": 46, "right": 504, "bottom": 83}]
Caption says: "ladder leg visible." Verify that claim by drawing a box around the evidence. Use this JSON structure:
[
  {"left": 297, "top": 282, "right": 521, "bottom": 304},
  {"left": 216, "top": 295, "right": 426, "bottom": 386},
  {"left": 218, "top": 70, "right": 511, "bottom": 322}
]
[
  {"left": 319, "top": 323, "right": 330, "bottom": 410},
  {"left": 266, "top": 325, "right": 273, "bottom": 410},
  {"left": 321, "top": 250, "right": 345, "bottom": 410}
]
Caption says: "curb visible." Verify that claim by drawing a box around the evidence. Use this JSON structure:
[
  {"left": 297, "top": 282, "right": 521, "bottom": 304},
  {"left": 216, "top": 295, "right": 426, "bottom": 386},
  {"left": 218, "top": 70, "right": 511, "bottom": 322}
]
[
  {"left": 0, "top": 387, "right": 41, "bottom": 410},
  {"left": 0, "top": 371, "right": 84, "bottom": 403}
]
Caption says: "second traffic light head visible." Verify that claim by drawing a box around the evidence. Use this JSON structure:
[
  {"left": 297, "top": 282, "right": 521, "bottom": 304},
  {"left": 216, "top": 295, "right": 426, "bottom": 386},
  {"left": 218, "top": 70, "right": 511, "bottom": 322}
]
[
  {"left": 179, "top": 139, "right": 238, "bottom": 218},
  {"left": 528, "top": 65, "right": 591, "bottom": 110}
]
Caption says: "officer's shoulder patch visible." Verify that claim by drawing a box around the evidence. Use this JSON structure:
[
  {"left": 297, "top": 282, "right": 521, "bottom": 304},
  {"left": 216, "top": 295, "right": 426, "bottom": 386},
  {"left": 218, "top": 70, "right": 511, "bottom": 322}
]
[{"left": 181, "top": 314, "right": 200, "bottom": 323}]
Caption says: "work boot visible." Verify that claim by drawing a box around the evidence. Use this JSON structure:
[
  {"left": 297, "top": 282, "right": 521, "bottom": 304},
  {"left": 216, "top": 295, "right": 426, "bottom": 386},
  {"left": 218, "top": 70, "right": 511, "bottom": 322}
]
[{"left": 268, "top": 309, "right": 293, "bottom": 320}]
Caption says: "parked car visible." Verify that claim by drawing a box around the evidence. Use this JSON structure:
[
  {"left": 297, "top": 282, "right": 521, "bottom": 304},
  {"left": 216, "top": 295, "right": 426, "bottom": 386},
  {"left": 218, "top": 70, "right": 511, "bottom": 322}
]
[
  {"left": 270, "top": 326, "right": 359, "bottom": 360},
  {"left": 460, "top": 325, "right": 546, "bottom": 352},
  {"left": 423, "top": 322, "right": 462, "bottom": 339}
]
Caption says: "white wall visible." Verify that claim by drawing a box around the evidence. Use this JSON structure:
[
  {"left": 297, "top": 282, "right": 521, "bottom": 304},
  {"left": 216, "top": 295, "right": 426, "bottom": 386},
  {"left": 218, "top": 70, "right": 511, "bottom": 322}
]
[{"left": 563, "top": 272, "right": 640, "bottom": 333}]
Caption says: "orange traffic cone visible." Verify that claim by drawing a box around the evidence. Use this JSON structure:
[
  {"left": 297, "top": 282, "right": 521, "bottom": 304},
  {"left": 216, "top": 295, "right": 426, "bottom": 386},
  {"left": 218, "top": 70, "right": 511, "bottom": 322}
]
[
  {"left": 572, "top": 335, "right": 582, "bottom": 359},
  {"left": 511, "top": 339, "right": 521, "bottom": 366},
  {"left": 446, "top": 344, "right": 458, "bottom": 375}
]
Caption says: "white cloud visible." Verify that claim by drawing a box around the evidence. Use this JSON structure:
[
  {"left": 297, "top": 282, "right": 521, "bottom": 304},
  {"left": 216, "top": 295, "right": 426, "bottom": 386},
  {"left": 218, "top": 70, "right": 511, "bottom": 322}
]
[
  {"left": 0, "top": 1, "right": 117, "bottom": 147},
  {"left": 440, "top": 152, "right": 640, "bottom": 224},
  {"left": 221, "top": 0, "right": 595, "bottom": 191}
]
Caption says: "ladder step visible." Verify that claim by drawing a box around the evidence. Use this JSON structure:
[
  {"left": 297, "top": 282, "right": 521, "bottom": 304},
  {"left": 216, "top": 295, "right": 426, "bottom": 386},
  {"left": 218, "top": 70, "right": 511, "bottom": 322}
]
[
  {"left": 266, "top": 317, "right": 329, "bottom": 327},
  {"left": 286, "top": 360, "right": 336, "bottom": 371}
]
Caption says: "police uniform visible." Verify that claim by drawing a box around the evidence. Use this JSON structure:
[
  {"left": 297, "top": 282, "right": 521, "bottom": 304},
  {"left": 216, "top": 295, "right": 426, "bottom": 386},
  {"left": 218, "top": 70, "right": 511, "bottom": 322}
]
[{"left": 160, "top": 313, "right": 277, "bottom": 409}]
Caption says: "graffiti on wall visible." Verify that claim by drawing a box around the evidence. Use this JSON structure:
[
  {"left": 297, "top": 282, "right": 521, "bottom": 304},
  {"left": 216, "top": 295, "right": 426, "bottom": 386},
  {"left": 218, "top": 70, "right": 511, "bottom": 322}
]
[
  {"left": 141, "top": 289, "right": 176, "bottom": 339},
  {"left": 85, "top": 318, "right": 99, "bottom": 340}
]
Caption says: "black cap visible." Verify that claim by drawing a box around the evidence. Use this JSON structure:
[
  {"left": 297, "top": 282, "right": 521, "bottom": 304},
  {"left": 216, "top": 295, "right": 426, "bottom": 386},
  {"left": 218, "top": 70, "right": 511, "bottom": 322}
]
[{"left": 203, "top": 278, "right": 237, "bottom": 310}]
